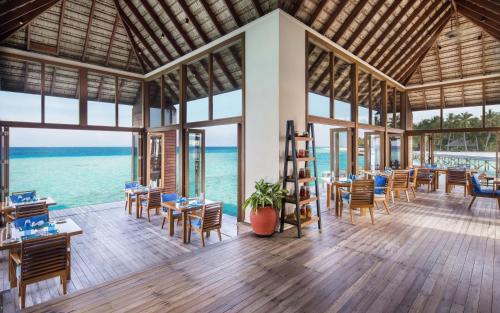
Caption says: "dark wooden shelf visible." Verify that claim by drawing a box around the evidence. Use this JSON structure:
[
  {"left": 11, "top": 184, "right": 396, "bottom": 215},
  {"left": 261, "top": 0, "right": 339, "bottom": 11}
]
[
  {"left": 285, "top": 196, "right": 318, "bottom": 205},
  {"left": 287, "top": 157, "right": 315, "bottom": 162},
  {"left": 289, "top": 136, "right": 314, "bottom": 142},
  {"left": 284, "top": 215, "right": 320, "bottom": 227},
  {"left": 285, "top": 177, "right": 316, "bottom": 184}
]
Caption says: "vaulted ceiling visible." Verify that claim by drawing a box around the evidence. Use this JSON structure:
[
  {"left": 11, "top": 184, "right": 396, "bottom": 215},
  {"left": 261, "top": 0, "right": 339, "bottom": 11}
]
[{"left": 1, "top": 0, "right": 499, "bottom": 108}]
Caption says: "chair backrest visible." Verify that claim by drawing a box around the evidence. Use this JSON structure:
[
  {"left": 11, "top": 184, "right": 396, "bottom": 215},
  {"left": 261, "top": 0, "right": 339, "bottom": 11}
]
[
  {"left": 468, "top": 174, "right": 481, "bottom": 196},
  {"left": 447, "top": 168, "right": 467, "bottom": 184},
  {"left": 161, "top": 193, "right": 178, "bottom": 202},
  {"left": 416, "top": 168, "right": 432, "bottom": 181},
  {"left": 349, "top": 179, "right": 374, "bottom": 206},
  {"left": 20, "top": 234, "right": 68, "bottom": 281},
  {"left": 125, "top": 181, "right": 140, "bottom": 189},
  {"left": 201, "top": 202, "right": 223, "bottom": 230},
  {"left": 147, "top": 189, "right": 162, "bottom": 207},
  {"left": 14, "top": 203, "right": 48, "bottom": 228},
  {"left": 374, "top": 175, "right": 389, "bottom": 195},
  {"left": 10, "top": 191, "right": 37, "bottom": 203},
  {"left": 392, "top": 170, "right": 410, "bottom": 189}
]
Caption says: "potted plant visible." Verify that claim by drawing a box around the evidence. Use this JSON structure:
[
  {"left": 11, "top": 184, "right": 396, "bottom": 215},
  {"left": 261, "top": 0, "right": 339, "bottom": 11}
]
[{"left": 243, "top": 179, "right": 288, "bottom": 236}]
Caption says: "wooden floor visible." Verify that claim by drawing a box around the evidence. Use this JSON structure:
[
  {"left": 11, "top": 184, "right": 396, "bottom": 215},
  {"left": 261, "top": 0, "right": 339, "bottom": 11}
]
[
  {"left": 13, "top": 187, "right": 499, "bottom": 313},
  {"left": 0, "top": 201, "right": 245, "bottom": 312}
]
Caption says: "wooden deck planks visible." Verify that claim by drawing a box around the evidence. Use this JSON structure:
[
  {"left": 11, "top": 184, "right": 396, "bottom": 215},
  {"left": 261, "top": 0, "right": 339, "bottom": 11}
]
[{"left": 2, "top": 189, "right": 499, "bottom": 313}]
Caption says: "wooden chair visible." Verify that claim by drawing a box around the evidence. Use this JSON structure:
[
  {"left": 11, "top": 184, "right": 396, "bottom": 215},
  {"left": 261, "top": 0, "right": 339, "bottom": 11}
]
[
  {"left": 446, "top": 168, "right": 468, "bottom": 196},
  {"left": 9, "top": 202, "right": 48, "bottom": 226},
  {"left": 409, "top": 168, "right": 418, "bottom": 198},
  {"left": 374, "top": 175, "right": 391, "bottom": 215},
  {"left": 139, "top": 189, "right": 163, "bottom": 222},
  {"left": 467, "top": 174, "right": 500, "bottom": 210},
  {"left": 10, "top": 234, "right": 68, "bottom": 309},
  {"left": 390, "top": 170, "right": 411, "bottom": 203},
  {"left": 124, "top": 181, "right": 140, "bottom": 211},
  {"left": 339, "top": 179, "right": 375, "bottom": 225},
  {"left": 160, "top": 193, "right": 182, "bottom": 229},
  {"left": 415, "top": 168, "right": 434, "bottom": 193},
  {"left": 187, "top": 202, "right": 223, "bottom": 247}
]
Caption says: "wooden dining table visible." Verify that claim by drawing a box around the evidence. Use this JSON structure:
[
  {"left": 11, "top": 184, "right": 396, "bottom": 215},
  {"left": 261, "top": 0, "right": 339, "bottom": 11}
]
[
  {"left": 1, "top": 197, "right": 57, "bottom": 224},
  {"left": 0, "top": 217, "right": 83, "bottom": 285},
  {"left": 124, "top": 187, "right": 149, "bottom": 218},
  {"left": 162, "top": 199, "right": 214, "bottom": 244},
  {"left": 326, "top": 180, "right": 351, "bottom": 217}
]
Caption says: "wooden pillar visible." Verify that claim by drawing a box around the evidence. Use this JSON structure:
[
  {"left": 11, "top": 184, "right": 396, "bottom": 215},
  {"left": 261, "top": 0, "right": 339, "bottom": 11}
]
[
  {"left": 440, "top": 86, "right": 444, "bottom": 129},
  {"left": 114, "top": 76, "right": 118, "bottom": 127},
  {"left": 163, "top": 130, "right": 177, "bottom": 193},
  {"left": 351, "top": 63, "right": 358, "bottom": 174},
  {"left": 41, "top": 63, "right": 45, "bottom": 124},
  {"left": 160, "top": 76, "right": 165, "bottom": 127},
  {"left": 329, "top": 52, "right": 334, "bottom": 119},
  {"left": 79, "top": 68, "right": 88, "bottom": 126},
  {"left": 208, "top": 53, "right": 214, "bottom": 121},
  {"left": 381, "top": 81, "right": 388, "bottom": 168},
  {"left": 179, "top": 64, "right": 187, "bottom": 196},
  {"left": 143, "top": 81, "right": 149, "bottom": 129}
]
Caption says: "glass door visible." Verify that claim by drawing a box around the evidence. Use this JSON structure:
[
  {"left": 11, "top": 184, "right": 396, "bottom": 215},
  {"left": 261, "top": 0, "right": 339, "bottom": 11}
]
[
  {"left": 364, "top": 131, "right": 382, "bottom": 171},
  {"left": 0, "top": 126, "right": 9, "bottom": 205},
  {"left": 330, "top": 128, "right": 351, "bottom": 179},
  {"left": 388, "top": 134, "right": 402, "bottom": 169},
  {"left": 147, "top": 133, "right": 163, "bottom": 188},
  {"left": 185, "top": 129, "right": 205, "bottom": 198}
]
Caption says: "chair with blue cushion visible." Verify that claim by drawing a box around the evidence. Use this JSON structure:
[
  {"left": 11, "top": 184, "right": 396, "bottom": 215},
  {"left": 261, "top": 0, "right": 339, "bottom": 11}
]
[
  {"left": 374, "top": 175, "right": 391, "bottom": 215},
  {"left": 467, "top": 174, "right": 500, "bottom": 210},
  {"left": 139, "top": 188, "right": 162, "bottom": 222},
  {"left": 160, "top": 193, "right": 182, "bottom": 229},
  {"left": 187, "top": 202, "right": 223, "bottom": 246},
  {"left": 124, "top": 182, "right": 140, "bottom": 212},
  {"left": 339, "top": 179, "right": 375, "bottom": 225},
  {"left": 9, "top": 202, "right": 48, "bottom": 227},
  {"left": 10, "top": 191, "right": 37, "bottom": 204},
  {"left": 415, "top": 168, "right": 434, "bottom": 193}
]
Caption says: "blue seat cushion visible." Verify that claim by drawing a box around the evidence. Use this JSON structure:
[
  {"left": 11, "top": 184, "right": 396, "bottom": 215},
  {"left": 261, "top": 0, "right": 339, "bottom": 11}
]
[
  {"left": 162, "top": 193, "right": 178, "bottom": 202},
  {"left": 409, "top": 169, "right": 414, "bottom": 178},
  {"left": 341, "top": 192, "right": 350, "bottom": 201},
  {"left": 10, "top": 191, "right": 37, "bottom": 203},
  {"left": 129, "top": 194, "right": 137, "bottom": 199},
  {"left": 471, "top": 175, "right": 482, "bottom": 194},
  {"left": 141, "top": 201, "right": 148, "bottom": 207},
  {"left": 374, "top": 176, "right": 387, "bottom": 195},
  {"left": 14, "top": 214, "right": 49, "bottom": 229},
  {"left": 125, "top": 182, "right": 140, "bottom": 189},
  {"left": 190, "top": 218, "right": 202, "bottom": 228},
  {"left": 162, "top": 207, "right": 182, "bottom": 217}
]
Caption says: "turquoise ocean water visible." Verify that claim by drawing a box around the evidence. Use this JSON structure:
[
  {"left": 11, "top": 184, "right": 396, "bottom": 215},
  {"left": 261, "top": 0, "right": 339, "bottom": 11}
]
[{"left": 9, "top": 147, "right": 333, "bottom": 217}]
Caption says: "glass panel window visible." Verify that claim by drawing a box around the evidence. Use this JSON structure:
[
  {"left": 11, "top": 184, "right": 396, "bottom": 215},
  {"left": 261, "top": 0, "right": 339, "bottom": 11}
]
[
  {"left": 148, "top": 78, "right": 161, "bottom": 128},
  {"left": 443, "top": 106, "right": 482, "bottom": 129},
  {"left": 334, "top": 58, "right": 352, "bottom": 121},
  {"left": 387, "top": 88, "right": 395, "bottom": 128},
  {"left": 213, "top": 42, "right": 243, "bottom": 119},
  {"left": 358, "top": 72, "right": 370, "bottom": 124},
  {"left": 88, "top": 72, "right": 116, "bottom": 126},
  {"left": 186, "top": 57, "right": 209, "bottom": 123},
  {"left": 164, "top": 69, "right": 180, "bottom": 125},
  {"left": 411, "top": 136, "right": 421, "bottom": 166},
  {"left": 44, "top": 65, "right": 79, "bottom": 124},
  {"left": 307, "top": 43, "right": 330, "bottom": 118},
  {"left": 0, "top": 58, "right": 41, "bottom": 122},
  {"left": 118, "top": 78, "right": 142, "bottom": 128},
  {"left": 412, "top": 109, "right": 441, "bottom": 130}
]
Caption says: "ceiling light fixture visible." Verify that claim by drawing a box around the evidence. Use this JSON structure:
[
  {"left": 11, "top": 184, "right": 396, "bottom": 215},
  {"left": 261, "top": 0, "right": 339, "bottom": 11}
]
[{"left": 184, "top": 17, "right": 189, "bottom": 24}]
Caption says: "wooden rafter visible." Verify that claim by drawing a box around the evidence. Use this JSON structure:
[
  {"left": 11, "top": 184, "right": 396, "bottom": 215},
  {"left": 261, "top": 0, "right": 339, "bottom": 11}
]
[
  {"left": 122, "top": 0, "right": 171, "bottom": 62},
  {"left": 342, "top": 0, "right": 386, "bottom": 50},
  {"left": 352, "top": 0, "right": 402, "bottom": 55},
  {"left": 373, "top": 0, "right": 439, "bottom": 69},
  {"left": 26, "top": 23, "right": 31, "bottom": 50},
  {"left": 456, "top": 0, "right": 500, "bottom": 24},
  {"left": 55, "top": 0, "right": 66, "bottom": 55},
  {"left": 359, "top": 0, "right": 415, "bottom": 61},
  {"left": 386, "top": 3, "right": 450, "bottom": 76},
  {"left": 457, "top": 6, "right": 500, "bottom": 42},
  {"left": 223, "top": 0, "right": 243, "bottom": 28},
  {"left": 141, "top": 0, "right": 184, "bottom": 57},
  {"left": 81, "top": 0, "right": 96, "bottom": 61},
  {"left": 400, "top": 12, "right": 452, "bottom": 83},
  {"left": 308, "top": 0, "right": 328, "bottom": 26},
  {"left": 331, "top": 0, "right": 369, "bottom": 43},
  {"left": 104, "top": 15, "right": 119, "bottom": 66},
  {"left": 0, "top": 0, "right": 36, "bottom": 18},
  {"left": 251, "top": 0, "right": 264, "bottom": 16},
  {"left": 158, "top": 0, "right": 196, "bottom": 51},
  {"left": 319, "top": 0, "right": 349, "bottom": 34},
  {"left": 290, "top": 0, "right": 304, "bottom": 16}
]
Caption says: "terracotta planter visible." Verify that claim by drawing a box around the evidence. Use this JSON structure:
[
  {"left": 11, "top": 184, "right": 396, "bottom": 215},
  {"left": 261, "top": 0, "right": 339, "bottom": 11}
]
[{"left": 250, "top": 206, "right": 278, "bottom": 236}]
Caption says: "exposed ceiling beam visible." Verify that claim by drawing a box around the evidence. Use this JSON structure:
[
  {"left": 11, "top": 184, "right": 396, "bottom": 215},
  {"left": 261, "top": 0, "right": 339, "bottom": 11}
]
[
  {"left": 200, "top": 1, "right": 226, "bottom": 36},
  {"left": 331, "top": 0, "right": 369, "bottom": 43},
  {"left": 158, "top": 0, "right": 195, "bottom": 51},
  {"left": 352, "top": 0, "right": 402, "bottom": 56},
  {"left": 25, "top": 23, "right": 31, "bottom": 50},
  {"left": 104, "top": 15, "right": 119, "bottom": 66},
  {"left": 0, "top": 0, "right": 37, "bottom": 18},
  {"left": 400, "top": 12, "right": 453, "bottom": 83},
  {"left": 456, "top": 0, "right": 500, "bottom": 23},
  {"left": 386, "top": 3, "right": 450, "bottom": 76},
  {"left": 359, "top": 0, "right": 415, "bottom": 61},
  {"left": 81, "top": 0, "right": 96, "bottom": 61},
  {"left": 290, "top": 0, "right": 305, "bottom": 16},
  {"left": 406, "top": 73, "right": 500, "bottom": 91},
  {"left": 308, "top": 0, "right": 328, "bottom": 26},
  {"left": 122, "top": 0, "right": 171, "bottom": 62},
  {"left": 343, "top": 0, "right": 386, "bottom": 50},
  {"left": 0, "top": 0, "right": 59, "bottom": 42},
  {"left": 251, "top": 0, "right": 264, "bottom": 16},
  {"left": 223, "top": 0, "right": 243, "bottom": 27},
  {"left": 457, "top": 5, "right": 500, "bottom": 41},
  {"left": 371, "top": 0, "right": 438, "bottom": 69},
  {"left": 319, "top": 0, "right": 349, "bottom": 34},
  {"left": 55, "top": 0, "right": 66, "bottom": 55},
  {"left": 141, "top": 0, "right": 184, "bottom": 57}
]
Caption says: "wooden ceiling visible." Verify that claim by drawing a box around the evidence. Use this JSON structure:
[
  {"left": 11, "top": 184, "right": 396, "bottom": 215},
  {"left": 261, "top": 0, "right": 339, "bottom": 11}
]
[{"left": 0, "top": 0, "right": 499, "bottom": 109}]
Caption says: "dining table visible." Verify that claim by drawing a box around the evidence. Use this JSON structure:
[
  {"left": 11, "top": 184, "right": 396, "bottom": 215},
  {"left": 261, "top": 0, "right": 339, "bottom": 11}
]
[
  {"left": 162, "top": 198, "right": 214, "bottom": 244},
  {"left": 124, "top": 187, "right": 149, "bottom": 218},
  {"left": 1, "top": 197, "right": 57, "bottom": 225},
  {"left": 0, "top": 217, "right": 83, "bottom": 285},
  {"left": 326, "top": 180, "right": 352, "bottom": 217}
]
